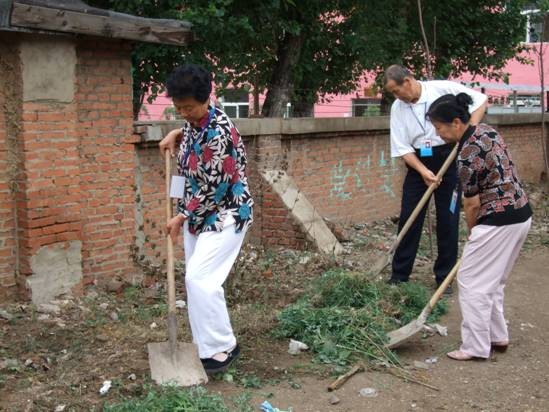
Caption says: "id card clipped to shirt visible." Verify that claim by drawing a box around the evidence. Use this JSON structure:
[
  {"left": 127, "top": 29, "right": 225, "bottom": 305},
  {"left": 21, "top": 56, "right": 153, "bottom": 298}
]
[
  {"left": 409, "top": 103, "right": 432, "bottom": 157},
  {"left": 420, "top": 137, "right": 433, "bottom": 157},
  {"left": 169, "top": 175, "right": 186, "bottom": 199},
  {"left": 449, "top": 188, "right": 458, "bottom": 214}
]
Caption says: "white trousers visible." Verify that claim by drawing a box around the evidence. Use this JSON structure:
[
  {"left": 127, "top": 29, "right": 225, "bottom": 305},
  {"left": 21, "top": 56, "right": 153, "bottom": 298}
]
[
  {"left": 183, "top": 214, "right": 246, "bottom": 359},
  {"left": 457, "top": 218, "right": 531, "bottom": 358}
]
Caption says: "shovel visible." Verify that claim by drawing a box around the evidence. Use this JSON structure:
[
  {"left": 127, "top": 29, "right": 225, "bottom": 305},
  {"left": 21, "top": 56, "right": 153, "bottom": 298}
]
[
  {"left": 385, "top": 259, "right": 460, "bottom": 349},
  {"left": 147, "top": 154, "right": 208, "bottom": 386},
  {"left": 371, "top": 144, "right": 459, "bottom": 276}
]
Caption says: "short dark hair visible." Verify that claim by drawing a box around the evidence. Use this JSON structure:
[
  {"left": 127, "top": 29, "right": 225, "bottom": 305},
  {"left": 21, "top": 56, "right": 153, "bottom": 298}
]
[
  {"left": 383, "top": 64, "right": 414, "bottom": 86},
  {"left": 426, "top": 93, "right": 473, "bottom": 124},
  {"left": 166, "top": 64, "right": 212, "bottom": 103}
]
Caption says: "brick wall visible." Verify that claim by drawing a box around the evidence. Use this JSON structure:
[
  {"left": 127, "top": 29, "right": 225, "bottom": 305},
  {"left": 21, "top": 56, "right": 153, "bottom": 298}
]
[
  {"left": 248, "top": 134, "right": 307, "bottom": 249},
  {"left": 0, "top": 34, "right": 140, "bottom": 302},
  {"left": 489, "top": 120, "right": 546, "bottom": 182},
  {"left": 132, "top": 115, "right": 546, "bottom": 267},
  {"left": 132, "top": 118, "right": 406, "bottom": 258},
  {"left": 285, "top": 131, "right": 403, "bottom": 223},
  {"left": 75, "top": 39, "right": 138, "bottom": 285},
  {"left": 132, "top": 143, "right": 184, "bottom": 272}
]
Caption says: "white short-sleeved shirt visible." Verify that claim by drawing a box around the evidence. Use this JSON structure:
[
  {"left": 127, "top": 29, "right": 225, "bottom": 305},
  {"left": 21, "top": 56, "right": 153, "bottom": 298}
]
[{"left": 390, "top": 80, "right": 487, "bottom": 158}]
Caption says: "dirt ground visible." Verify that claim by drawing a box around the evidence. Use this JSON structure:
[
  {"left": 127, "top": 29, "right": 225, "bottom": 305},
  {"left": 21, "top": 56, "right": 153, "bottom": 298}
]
[
  {"left": 1, "top": 185, "right": 547, "bottom": 412},
  {"left": 213, "top": 250, "right": 549, "bottom": 412}
]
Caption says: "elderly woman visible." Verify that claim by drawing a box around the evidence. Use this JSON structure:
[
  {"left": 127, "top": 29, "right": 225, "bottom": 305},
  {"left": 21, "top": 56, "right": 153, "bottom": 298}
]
[
  {"left": 426, "top": 93, "right": 532, "bottom": 361},
  {"left": 160, "top": 64, "right": 253, "bottom": 373}
]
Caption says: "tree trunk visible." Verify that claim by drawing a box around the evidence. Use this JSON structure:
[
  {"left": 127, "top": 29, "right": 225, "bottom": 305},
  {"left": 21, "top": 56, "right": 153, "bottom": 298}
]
[
  {"left": 250, "top": 73, "right": 261, "bottom": 117},
  {"left": 261, "top": 32, "right": 305, "bottom": 117},
  {"left": 292, "top": 100, "right": 314, "bottom": 117},
  {"left": 540, "top": 22, "right": 549, "bottom": 185},
  {"left": 253, "top": 84, "right": 260, "bottom": 117},
  {"left": 417, "top": 0, "right": 433, "bottom": 79},
  {"left": 380, "top": 92, "right": 392, "bottom": 115}
]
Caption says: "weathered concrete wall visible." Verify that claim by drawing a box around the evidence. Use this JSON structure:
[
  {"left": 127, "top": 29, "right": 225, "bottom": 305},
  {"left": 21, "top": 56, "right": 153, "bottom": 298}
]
[
  {"left": 20, "top": 38, "right": 76, "bottom": 103},
  {"left": 28, "top": 241, "right": 82, "bottom": 305},
  {"left": 0, "top": 36, "right": 23, "bottom": 301}
]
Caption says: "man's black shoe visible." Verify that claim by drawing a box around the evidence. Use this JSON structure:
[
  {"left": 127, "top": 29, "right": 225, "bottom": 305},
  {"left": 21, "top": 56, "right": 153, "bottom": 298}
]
[
  {"left": 201, "top": 344, "right": 240, "bottom": 374},
  {"left": 386, "top": 278, "right": 406, "bottom": 285}
]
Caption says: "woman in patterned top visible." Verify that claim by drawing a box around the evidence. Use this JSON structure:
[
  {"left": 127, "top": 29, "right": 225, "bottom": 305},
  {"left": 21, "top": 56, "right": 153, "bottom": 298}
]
[
  {"left": 426, "top": 93, "right": 532, "bottom": 361},
  {"left": 160, "top": 64, "right": 253, "bottom": 374}
]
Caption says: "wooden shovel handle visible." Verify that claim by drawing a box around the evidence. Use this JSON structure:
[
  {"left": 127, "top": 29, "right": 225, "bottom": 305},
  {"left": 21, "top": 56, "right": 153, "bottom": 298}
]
[
  {"left": 165, "top": 153, "right": 177, "bottom": 346},
  {"left": 428, "top": 259, "right": 460, "bottom": 308},
  {"left": 390, "top": 144, "right": 459, "bottom": 253},
  {"left": 414, "top": 259, "right": 460, "bottom": 326}
]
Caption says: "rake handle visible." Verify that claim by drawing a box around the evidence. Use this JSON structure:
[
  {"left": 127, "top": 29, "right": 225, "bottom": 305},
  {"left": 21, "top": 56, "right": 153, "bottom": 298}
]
[
  {"left": 165, "top": 153, "right": 178, "bottom": 350},
  {"left": 390, "top": 143, "right": 459, "bottom": 254}
]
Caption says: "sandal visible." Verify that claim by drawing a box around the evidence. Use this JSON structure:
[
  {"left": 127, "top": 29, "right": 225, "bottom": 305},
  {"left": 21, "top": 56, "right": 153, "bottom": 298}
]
[
  {"left": 201, "top": 344, "right": 240, "bottom": 374},
  {"left": 446, "top": 350, "right": 475, "bottom": 361}
]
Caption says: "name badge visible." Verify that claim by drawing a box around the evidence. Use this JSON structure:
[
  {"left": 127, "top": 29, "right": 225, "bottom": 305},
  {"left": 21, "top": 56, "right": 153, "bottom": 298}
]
[
  {"left": 420, "top": 138, "right": 433, "bottom": 157},
  {"left": 449, "top": 189, "right": 458, "bottom": 214},
  {"left": 169, "top": 175, "right": 186, "bottom": 199}
]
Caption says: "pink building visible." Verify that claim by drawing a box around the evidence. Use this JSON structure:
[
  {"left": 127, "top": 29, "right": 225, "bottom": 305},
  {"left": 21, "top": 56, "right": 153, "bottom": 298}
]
[{"left": 141, "top": 42, "right": 549, "bottom": 120}]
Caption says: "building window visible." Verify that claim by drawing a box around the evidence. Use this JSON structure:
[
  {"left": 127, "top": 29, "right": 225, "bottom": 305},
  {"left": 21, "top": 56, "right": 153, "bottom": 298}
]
[
  {"left": 219, "top": 89, "right": 249, "bottom": 118},
  {"left": 352, "top": 98, "right": 381, "bottom": 117}
]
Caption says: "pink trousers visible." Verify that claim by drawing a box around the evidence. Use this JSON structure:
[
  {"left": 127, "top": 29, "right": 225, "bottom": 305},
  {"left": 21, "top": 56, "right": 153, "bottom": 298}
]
[{"left": 457, "top": 218, "right": 531, "bottom": 358}]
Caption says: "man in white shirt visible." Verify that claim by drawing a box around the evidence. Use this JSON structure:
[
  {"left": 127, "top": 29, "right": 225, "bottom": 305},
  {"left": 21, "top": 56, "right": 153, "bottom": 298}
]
[{"left": 384, "top": 65, "right": 487, "bottom": 290}]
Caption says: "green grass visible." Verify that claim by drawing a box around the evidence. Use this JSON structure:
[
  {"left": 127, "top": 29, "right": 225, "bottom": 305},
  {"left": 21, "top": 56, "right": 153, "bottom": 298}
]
[
  {"left": 239, "top": 373, "right": 263, "bottom": 389},
  {"left": 230, "top": 391, "right": 255, "bottom": 412},
  {"left": 104, "top": 385, "right": 230, "bottom": 411},
  {"left": 274, "top": 268, "right": 447, "bottom": 366}
]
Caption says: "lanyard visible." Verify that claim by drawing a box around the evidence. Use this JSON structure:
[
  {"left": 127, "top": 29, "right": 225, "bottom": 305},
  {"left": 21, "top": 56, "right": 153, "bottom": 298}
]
[
  {"left": 409, "top": 102, "right": 427, "bottom": 135},
  {"left": 183, "top": 106, "right": 215, "bottom": 166}
]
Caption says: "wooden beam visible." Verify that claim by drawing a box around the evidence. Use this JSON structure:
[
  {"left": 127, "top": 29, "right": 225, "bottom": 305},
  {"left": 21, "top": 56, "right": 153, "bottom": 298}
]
[{"left": 10, "top": 2, "right": 192, "bottom": 46}]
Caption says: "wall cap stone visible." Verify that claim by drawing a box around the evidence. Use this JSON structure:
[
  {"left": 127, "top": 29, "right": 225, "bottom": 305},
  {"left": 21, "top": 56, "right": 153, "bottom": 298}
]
[{"left": 133, "top": 113, "right": 546, "bottom": 142}]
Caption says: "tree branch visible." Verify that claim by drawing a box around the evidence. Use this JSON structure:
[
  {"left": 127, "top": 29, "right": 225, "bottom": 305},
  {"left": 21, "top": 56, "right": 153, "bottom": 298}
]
[{"left": 417, "top": 0, "right": 433, "bottom": 79}]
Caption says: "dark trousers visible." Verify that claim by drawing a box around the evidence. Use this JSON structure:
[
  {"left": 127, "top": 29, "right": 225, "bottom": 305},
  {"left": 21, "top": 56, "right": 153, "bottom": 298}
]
[{"left": 391, "top": 144, "right": 460, "bottom": 284}]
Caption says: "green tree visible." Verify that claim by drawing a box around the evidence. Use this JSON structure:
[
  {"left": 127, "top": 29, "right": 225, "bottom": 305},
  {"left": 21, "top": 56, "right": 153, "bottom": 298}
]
[
  {"left": 527, "top": 0, "right": 549, "bottom": 183},
  {"left": 88, "top": 0, "right": 528, "bottom": 118}
]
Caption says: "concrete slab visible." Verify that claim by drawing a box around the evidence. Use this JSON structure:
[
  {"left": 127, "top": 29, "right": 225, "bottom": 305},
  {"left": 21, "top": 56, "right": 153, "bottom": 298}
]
[
  {"left": 28, "top": 241, "right": 82, "bottom": 305},
  {"left": 20, "top": 37, "right": 76, "bottom": 102},
  {"left": 262, "top": 170, "right": 343, "bottom": 255}
]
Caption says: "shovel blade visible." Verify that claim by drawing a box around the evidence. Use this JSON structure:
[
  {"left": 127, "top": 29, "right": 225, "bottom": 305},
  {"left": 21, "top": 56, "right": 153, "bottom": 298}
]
[
  {"left": 148, "top": 341, "right": 208, "bottom": 386},
  {"left": 385, "top": 319, "right": 425, "bottom": 349},
  {"left": 370, "top": 253, "right": 391, "bottom": 277}
]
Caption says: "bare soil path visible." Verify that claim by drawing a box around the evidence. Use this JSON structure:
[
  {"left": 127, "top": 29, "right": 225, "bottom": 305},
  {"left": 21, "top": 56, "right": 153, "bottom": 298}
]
[{"left": 214, "top": 250, "right": 548, "bottom": 412}]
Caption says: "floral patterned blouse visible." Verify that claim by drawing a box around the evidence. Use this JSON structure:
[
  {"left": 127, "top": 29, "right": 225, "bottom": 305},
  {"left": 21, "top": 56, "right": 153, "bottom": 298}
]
[
  {"left": 458, "top": 124, "right": 532, "bottom": 226},
  {"left": 176, "top": 105, "right": 253, "bottom": 234}
]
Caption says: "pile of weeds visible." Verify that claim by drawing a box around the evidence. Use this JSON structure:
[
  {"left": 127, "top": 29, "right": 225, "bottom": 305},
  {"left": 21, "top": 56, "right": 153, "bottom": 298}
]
[{"left": 274, "top": 268, "right": 447, "bottom": 366}]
